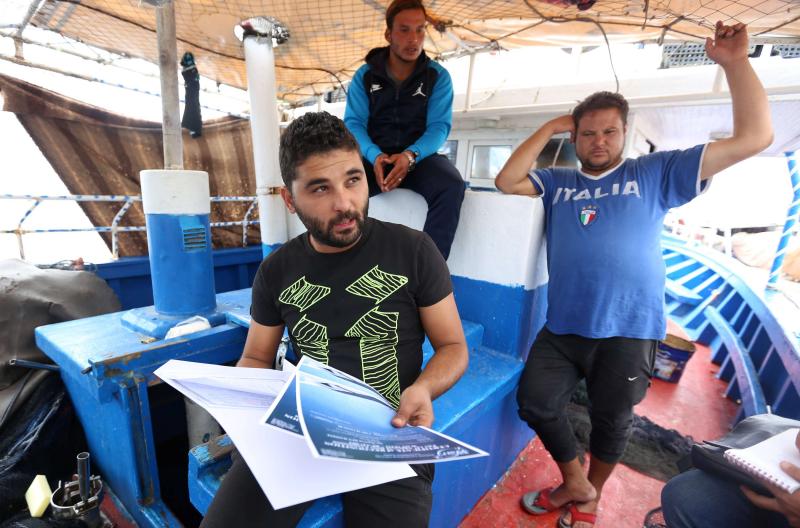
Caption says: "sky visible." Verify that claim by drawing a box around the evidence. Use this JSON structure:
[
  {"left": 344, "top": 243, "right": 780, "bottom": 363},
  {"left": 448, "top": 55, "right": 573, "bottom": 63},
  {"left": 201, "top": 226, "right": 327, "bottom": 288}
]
[{"left": 0, "top": 112, "right": 115, "bottom": 264}]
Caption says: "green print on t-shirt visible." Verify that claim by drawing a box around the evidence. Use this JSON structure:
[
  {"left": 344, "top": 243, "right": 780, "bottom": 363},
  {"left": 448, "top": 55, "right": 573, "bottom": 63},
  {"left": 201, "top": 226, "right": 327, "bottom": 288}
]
[
  {"left": 278, "top": 267, "right": 410, "bottom": 405},
  {"left": 345, "top": 306, "right": 401, "bottom": 407},
  {"left": 345, "top": 267, "right": 409, "bottom": 406},
  {"left": 292, "top": 315, "right": 330, "bottom": 364},
  {"left": 279, "top": 277, "right": 331, "bottom": 364},
  {"left": 278, "top": 276, "right": 331, "bottom": 312},
  {"left": 346, "top": 265, "right": 409, "bottom": 304}
]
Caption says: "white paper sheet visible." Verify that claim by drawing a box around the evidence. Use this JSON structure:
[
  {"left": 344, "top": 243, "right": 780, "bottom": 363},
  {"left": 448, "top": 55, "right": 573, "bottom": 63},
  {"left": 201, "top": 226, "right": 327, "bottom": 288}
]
[{"left": 154, "top": 360, "right": 415, "bottom": 510}]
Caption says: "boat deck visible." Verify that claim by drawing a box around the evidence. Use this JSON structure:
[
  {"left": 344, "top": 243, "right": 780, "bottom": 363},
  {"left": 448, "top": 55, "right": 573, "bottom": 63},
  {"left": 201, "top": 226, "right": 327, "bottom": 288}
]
[{"left": 461, "top": 321, "right": 738, "bottom": 528}]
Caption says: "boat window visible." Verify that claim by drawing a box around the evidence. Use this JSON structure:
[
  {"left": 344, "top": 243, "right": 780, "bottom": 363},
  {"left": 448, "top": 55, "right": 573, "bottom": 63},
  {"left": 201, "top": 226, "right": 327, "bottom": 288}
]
[
  {"left": 438, "top": 140, "right": 458, "bottom": 165},
  {"left": 469, "top": 144, "right": 512, "bottom": 187},
  {"left": 536, "top": 137, "right": 578, "bottom": 168}
]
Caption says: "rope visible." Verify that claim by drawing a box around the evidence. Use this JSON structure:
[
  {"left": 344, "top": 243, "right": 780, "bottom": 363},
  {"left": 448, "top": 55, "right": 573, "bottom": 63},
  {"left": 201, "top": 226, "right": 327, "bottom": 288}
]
[{"left": 521, "top": 0, "right": 620, "bottom": 93}]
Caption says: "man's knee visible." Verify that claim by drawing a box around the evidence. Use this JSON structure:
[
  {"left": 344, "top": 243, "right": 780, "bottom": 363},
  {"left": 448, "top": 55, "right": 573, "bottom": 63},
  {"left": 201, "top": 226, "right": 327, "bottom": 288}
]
[
  {"left": 437, "top": 159, "right": 466, "bottom": 196},
  {"left": 661, "top": 473, "right": 692, "bottom": 528},
  {"left": 661, "top": 470, "right": 739, "bottom": 528},
  {"left": 516, "top": 382, "right": 560, "bottom": 429},
  {"left": 415, "top": 155, "right": 466, "bottom": 197},
  {"left": 343, "top": 474, "right": 432, "bottom": 528},
  {"left": 588, "top": 407, "right": 635, "bottom": 462}
]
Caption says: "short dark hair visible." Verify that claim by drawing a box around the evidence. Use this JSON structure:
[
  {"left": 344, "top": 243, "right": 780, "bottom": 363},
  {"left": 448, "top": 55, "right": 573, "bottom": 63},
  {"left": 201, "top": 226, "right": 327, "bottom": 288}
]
[
  {"left": 572, "top": 91, "right": 629, "bottom": 129},
  {"left": 279, "top": 111, "right": 359, "bottom": 189},
  {"left": 386, "top": 0, "right": 427, "bottom": 30}
]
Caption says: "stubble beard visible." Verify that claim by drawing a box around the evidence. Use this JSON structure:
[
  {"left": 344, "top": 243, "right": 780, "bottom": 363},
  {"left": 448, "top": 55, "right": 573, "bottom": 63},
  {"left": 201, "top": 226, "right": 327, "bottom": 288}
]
[
  {"left": 296, "top": 202, "right": 369, "bottom": 249},
  {"left": 579, "top": 150, "right": 623, "bottom": 173}
]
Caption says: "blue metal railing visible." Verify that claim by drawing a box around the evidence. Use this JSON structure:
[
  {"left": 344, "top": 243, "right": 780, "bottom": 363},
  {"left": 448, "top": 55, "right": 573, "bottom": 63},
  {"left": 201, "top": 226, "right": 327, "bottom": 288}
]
[{"left": 662, "top": 234, "right": 800, "bottom": 422}]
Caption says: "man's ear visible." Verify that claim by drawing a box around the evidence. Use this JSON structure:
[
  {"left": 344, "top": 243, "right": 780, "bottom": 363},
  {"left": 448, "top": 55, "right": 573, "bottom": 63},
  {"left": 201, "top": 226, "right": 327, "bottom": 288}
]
[
  {"left": 385, "top": 27, "right": 391, "bottom": 44},
  {"left": 280, "top": 186, "right": 296, "bottom": 214}
]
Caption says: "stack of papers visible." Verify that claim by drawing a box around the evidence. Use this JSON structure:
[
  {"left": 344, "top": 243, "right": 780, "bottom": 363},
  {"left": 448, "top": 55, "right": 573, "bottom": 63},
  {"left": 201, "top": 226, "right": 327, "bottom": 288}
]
[{"left": 155, "top": 357, "right": 487, "bottom": 509}]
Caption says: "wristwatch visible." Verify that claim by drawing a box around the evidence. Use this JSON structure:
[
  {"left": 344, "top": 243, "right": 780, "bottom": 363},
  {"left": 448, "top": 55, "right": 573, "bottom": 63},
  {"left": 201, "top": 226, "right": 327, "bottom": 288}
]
[{"left": 403, "top": 150, "right": 417, "bottom": 172}]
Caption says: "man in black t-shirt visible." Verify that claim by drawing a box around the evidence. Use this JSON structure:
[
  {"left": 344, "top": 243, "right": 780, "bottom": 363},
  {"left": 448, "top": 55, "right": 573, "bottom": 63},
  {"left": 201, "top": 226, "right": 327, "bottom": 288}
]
[{"left": 200, "top": 111, "right": 468, "bottom": 528}]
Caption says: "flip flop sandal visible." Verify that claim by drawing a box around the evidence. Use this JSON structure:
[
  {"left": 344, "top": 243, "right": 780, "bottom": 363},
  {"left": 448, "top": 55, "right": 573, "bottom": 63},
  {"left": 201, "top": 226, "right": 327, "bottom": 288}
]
[
  {"left": 557, "top": 503, "right": 597, "bottom": 528},
  {"left": 521, "top": 487, "right": 563, "bottom": 515}
]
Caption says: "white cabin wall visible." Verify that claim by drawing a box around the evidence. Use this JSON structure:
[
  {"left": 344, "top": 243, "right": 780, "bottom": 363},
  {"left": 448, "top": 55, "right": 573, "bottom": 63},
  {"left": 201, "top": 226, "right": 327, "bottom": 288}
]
[
  {"left": 626, "top": 111, "right": 665, "bottom": 155},
  {"left": 288, "top": 189, "right": 548, "bottom": 290}
]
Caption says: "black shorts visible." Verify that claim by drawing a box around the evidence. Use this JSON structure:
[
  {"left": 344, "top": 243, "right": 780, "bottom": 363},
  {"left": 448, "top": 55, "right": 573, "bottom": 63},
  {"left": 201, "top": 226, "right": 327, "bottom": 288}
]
[
  {"left": 516, "top": 327, "right": 657, "bottom": 463},
  {"left": 200, "top": 449, "right": 434, "bottom": 528}
]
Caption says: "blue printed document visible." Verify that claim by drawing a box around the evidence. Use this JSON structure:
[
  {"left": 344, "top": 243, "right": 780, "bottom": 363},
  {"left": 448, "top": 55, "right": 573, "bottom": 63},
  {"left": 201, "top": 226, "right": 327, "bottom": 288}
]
[
  {"left": 263, "top": 356, "right": 488, "bottom": 464},
  {"left": 156, "top": 360, "right": 414, "bottom": 509},
  {"left": 263, "top": 375, "right": 303, "bottom": 435},
  {"left": 262, "top": 357, "right": 382, "bottom": 436}
]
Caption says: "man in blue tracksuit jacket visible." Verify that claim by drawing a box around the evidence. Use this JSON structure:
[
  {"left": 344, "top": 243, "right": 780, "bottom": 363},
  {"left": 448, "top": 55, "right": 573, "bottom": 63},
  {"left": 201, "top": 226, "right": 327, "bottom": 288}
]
[{"left": 344, "top": 0, "right": 465, "bottom": 259}]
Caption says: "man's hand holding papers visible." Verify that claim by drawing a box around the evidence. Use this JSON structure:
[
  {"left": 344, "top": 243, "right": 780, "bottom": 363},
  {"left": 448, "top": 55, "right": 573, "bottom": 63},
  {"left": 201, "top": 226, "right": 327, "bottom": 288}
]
[
  {"left": 265, "top": 356, "right": 487, "bottom": 464},
  {"left": 156, "top": 357, "right": 486, "bottom": 510},
  {"left": 391, "top": 384, "right": 434, "bottom": 428}
]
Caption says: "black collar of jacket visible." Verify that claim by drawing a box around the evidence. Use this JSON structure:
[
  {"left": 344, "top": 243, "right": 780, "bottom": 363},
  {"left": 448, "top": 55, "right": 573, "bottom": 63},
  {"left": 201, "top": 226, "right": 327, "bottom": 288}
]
[{"left": 364, "top": 46, "right": 430, "bottom": 83}]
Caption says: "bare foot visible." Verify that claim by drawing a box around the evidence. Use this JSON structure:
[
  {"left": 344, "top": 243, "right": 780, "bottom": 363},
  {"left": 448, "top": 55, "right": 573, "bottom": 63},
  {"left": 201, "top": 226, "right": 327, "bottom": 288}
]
[{"left": 560, "top": 499, "right": 598, "bottom": 528}]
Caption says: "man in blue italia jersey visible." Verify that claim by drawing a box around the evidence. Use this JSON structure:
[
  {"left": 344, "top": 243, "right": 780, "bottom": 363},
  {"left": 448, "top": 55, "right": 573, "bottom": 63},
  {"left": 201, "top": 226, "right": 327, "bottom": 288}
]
[
  {"left": 344, "top": 0, "right": 465, "bottom": 259},
  {"left": 494, "top": 21, "right": 773, "bottom": 528}
]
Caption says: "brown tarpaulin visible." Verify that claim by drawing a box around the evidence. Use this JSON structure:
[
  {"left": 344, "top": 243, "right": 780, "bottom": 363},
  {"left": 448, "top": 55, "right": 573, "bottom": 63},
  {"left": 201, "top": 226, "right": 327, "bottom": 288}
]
[{"left": 0, "top": 73, "right": 261, "bottom": 257}]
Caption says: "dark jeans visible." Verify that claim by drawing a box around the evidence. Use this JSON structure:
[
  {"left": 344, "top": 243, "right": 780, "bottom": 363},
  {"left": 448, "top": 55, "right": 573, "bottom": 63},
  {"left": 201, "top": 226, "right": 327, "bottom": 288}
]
[
  {"left": 662, "top": 469, "right": 790, "bottom": 527},
  {"left": 200, "top": 450, "right": 434, "bottom": 528},
  {"left": 364, "top": 154, "right": 465, "bottom": 260},
  {"left": 516, "top": 327, "right": 656, "bottom": 463}
]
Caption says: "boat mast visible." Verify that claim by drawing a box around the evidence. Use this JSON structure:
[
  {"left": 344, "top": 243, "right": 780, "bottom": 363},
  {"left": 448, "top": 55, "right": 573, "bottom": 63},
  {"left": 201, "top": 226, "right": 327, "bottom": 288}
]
[
  {"left": 237, "top": 17, "right": 290, "bottom": 257},
  {"left": 155, "top": 1, "right": 183, "bottom": 170}
]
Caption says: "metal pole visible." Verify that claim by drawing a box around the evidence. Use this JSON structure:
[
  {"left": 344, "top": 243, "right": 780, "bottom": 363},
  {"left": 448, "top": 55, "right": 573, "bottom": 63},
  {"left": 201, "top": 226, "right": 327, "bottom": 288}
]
[
  {"left": 76, "top": 452, "right": 90, "bottom": 504},
  {"left": 464, "top": 52, "right": 475, "bottom": 112},
  {"left": 240, "top": 18, "right": 289, "bottom": 257},
  {"left": 13, "top": 0, "right": 45, "bottom": 59},
  {"left": 767, "top": 151, "right": 799, "bottom": 288},
  {"left": 155, "top": 1, "right": 183, "bottom": 169}
]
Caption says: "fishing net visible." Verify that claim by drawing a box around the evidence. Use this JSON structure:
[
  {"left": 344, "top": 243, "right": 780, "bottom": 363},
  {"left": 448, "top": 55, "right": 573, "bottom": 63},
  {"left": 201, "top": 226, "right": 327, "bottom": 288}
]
[
  {"left": 642, "top": 506, "right": 668, "bottom": 528},
  {"left": 1, "top": 0, "right": 797, "bottom": 104},
  {"left": 568, "top": 381, "right": 695, "bottom": 482}
]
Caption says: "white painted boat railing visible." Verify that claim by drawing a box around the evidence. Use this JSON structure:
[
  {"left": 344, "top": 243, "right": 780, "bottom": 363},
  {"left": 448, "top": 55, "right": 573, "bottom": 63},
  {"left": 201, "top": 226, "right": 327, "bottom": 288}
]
[{"left": 0, "top": 194, "right": 260, "bottom": 260}]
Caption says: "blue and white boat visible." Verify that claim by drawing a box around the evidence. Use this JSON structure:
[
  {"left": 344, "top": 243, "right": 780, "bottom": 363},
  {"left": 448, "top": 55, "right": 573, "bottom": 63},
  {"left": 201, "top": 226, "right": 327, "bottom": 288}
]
[{"left": 1, "top": 1, "right": 800, "bottom": 526}]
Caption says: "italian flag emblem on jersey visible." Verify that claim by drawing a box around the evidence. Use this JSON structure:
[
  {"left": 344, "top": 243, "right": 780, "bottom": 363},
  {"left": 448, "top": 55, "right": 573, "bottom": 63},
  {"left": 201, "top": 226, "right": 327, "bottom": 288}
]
[{"left": 580, "top": 207, "right": 598, "bottom": 226}]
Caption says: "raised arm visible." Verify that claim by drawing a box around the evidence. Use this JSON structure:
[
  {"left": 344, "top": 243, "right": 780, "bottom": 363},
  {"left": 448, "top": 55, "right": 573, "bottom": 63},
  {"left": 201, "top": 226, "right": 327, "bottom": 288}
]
[
  {"left": 700, "top": 21, "right": 774, "bottom": 180},
  {"left": 495, "top": 115, "right": 574, "bottom": 196},
  {"left": 237, "top": 320, "right": 284, "bottom": 369},
  {"left": 391, "top": 293, "right": 468, "bottom": 428}
]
